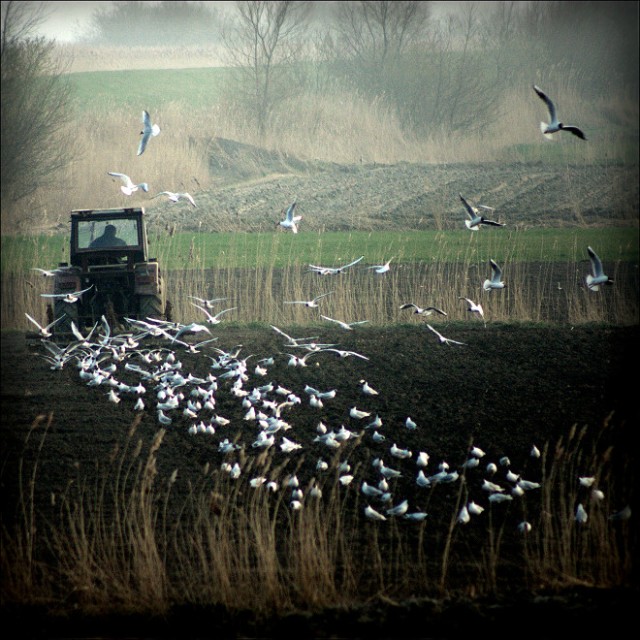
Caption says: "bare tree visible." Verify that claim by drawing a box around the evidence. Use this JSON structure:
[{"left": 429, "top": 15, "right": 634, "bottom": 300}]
[
  {"left": 316, "top": 1, "right": 434, "bottom": 131},
  {"left": 222, "top": 0, "right": 312, "bottom": 140},
  {"left": 1, "top": 1, "right": 76, "bottom": 225},
  {"left": 518, "top": 1, "right": 639, "bottom": 99},
  {"left": 331, "top": 1, "right": 431, "bottom": 71}
]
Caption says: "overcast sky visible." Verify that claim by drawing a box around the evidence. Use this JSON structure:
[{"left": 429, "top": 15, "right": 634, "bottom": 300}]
[
  {"left": 35, "top": 1, "right": 235, "bottom": 42},
  {"left": 33, "top": 0, "right": 462, "bottom": 43}
]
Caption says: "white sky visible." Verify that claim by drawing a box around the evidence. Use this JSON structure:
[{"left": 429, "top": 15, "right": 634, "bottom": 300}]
[
  {"left": 34, "top": 1, "right": 233, "bottom": 42},
  {"left": 36, "top": 1, "right": 104, "bottom": 42},
  {"left": 34, "top": 1, "right": 462, "bottom": 43}
]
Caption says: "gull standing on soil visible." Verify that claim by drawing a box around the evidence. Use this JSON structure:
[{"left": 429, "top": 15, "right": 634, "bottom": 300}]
[
  {"left": 390, "top": 443, "right": 412, "bottom": 459},
  {"left": 108, "top": 171, "right": 149, "bottom": 196},
  {"left": 468, "top": 501, "right": 485, "bottom": 516},
  {"left": 416, "top": 451, "right": 429, "bottom": 467},
  {"left": 386, "top": 499, "right": 409, "bottom": 517},
  {"left": 483, "top": 259, "right": 506, "bottom": 292},
  {"left": 405, "top": 417, "right": 417, "bottom": 430},
  {"left": 399, "top": 303, "right": 447, "bottom": 317},
  {"left": 278, "top": 201, "right": 302, "bottom": 233},
  {"left": 320, "top": 315, "right": 369, "bottom": 331},
  {"left": 533, "top": 85, "right": 586, "bottom": 140},
  {"left": 364, "top": 505, "right": 387, "bottom": 521},
  {"left": 459, "top": 194, "right": 505, "bottom": 230},
  {"left": 284, "top": 291, "right": 333, "bottom": 308},
  {"left": 416, "top": 470, "right": 431, "bottom": 487},
  {"left": 25, "top": 313, "right": 66, "bottom": 338},
  {"left": 359, "top": 380, "right": 379, "bottom": 396},
  {"left": 308, "top": 256, "right": 364, "bottom": 275},
  {"left": 585, "top": 246, "right": 613, "bottom": 291},
  {"left": 482, "top": 479, "right": 505, "bottom": 493},
  {"left": 41, "top": 284, "right": 94, "bottom": 304},
  {"left": 575, "top": 503, "right": 588, "bottom": 524},
  {"left": 426, "top": 324, "right": 466, "bottom": 346},
  {"left": 404, "top": 511, "right": 428, "bottom": 522},
  {"left": 457, "top": 505, "right": 471, "bottom": 524},
  {"left": 138, "top": 109, "right": 161, "bottom": 155},
  {"left": 350, "top": 406, "right": 371, "bottom": 420},
  {"left": 153, "top": 191, "right": 196, "bottom": 207}
]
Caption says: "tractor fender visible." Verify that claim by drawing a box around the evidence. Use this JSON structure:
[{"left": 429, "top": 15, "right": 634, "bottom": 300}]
[{"left": 134, "top": 261, "right": 162, "bottom": 295}]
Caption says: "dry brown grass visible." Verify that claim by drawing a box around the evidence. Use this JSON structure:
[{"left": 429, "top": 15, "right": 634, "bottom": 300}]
[
  {"left": 60, "top": 44, "right": 229, "bottom": 73},
  {"left": 9, "top": 70, "right": 635, "bottom": 236},
  {"left": 1, "top": 413, "right": 632, "bottom": 616}
]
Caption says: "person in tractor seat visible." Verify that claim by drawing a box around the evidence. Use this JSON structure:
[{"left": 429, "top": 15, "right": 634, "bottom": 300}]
[{"left": 90, "top": 224, "right": 127, "bottom": 248}]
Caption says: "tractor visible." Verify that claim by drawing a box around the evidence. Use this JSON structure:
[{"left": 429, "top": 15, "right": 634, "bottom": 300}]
[{"left": 48, "top": 207, "right": 168, "bottom": 334}]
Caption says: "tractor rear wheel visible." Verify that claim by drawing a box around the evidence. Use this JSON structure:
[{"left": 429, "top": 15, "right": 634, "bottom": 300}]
[
  {"left": 53, "top": 301, "right": 78, "bottom": 336},
  {"left": 138, "top": 294, "right": 163, "bottom": 321}
]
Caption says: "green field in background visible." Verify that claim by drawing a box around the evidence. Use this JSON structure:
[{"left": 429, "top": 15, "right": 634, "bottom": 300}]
[
  {"left": 67, "top": 67, "right": 230, "bottom": 112},
  {"left": 3, "top": 228, "right": 638, "bottom": 274}
]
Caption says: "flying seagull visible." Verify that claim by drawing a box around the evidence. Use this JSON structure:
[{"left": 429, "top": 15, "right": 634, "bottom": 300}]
[
  {"left": 308, "top": 256, "right": 364, "bottom": 275},
  {"left": 585, "top": 246, "right": 613, "bottom": 291},
  {"left": 188, "top": 295, "right": 227, "bottom": 309},
  {"left": 533, "top": 85, "right": 586, "bottom": 140},
  {"left": 366, "top": 258, "right": 393, "bottom": 274},
  {"left": 459, "top": 194, "right": 505, "bottom": 230},
  {"left": 153, "top": 191, "right": 196, "bottom": 207},
  {"left": 459, "top": 297, "right": 485, "bottom": 320},
  {"left": 400, "top": 303, "right": 447, "bottom": 317},
  {"left": 284, "top": 291, "right": 334, "bottom": 308},
  {"left": 192, "top": 304, "right": 237, "bottom": 325},
  {"left": 138, "top": 109, "right": 160, "bottom": 156},
  {"left": 108, "top": 172, "right": 149, "bottom": 196},
  {"left": 32, "top": 267, "right": 65, "bottom": 277},
  {"left": 426, "top": 324, "right": 466, "bottom": 346},
  {"left": 483, "top": 259, "right": 506, "bottom": 292},
  {"left": 278, "top": 201, "right": 302, "bottom": 233},
  {"left": 320, "top": 315, "right": 369, "bottom": 331},
  {"left": 41, "top": 284, "right": 94, "bottom": 304},
  {"left": 25, "top": 313, "right": 66, "bottom": 338},
  {"left": 321, "top": 348, "right": 369, "bottom": 360}
]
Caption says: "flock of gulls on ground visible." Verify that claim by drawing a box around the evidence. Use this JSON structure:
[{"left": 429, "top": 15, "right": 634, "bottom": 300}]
[{"left": 25, "top": 85, "right": 629, "bottom": 531}]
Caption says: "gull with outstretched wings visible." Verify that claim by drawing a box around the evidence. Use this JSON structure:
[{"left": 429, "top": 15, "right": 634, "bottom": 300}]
[
  {"left": 533, "top": 85, "right": 586, "bottom": 140},
  {"left": 138, "top": 109, "right": 160, "bottom": 155},
  {"left": 308, "top": 256, "right": 364, "bottom": 275}
]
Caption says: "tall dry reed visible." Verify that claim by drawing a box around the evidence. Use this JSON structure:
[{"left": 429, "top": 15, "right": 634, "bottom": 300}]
[
  {"left": 4, "top": 74, "right": 635, "bottom": 235},
  {"left": 2, "top": 413, "right": 632, "bottom": 616},
  {"left": 3, "top": 226, "right": 638, "bottom": 332}
]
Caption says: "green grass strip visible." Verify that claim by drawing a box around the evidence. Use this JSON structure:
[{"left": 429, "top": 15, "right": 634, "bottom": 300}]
[{"left": 3, "top": 227, "right": 638, "bottom": 274}]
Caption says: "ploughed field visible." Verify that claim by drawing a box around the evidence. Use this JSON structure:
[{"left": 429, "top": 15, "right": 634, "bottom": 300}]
[{"left": 1, "top": 319, "right": 638, "bottom": 637}]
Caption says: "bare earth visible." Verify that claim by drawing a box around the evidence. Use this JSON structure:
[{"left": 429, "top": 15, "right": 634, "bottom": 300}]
[
  {"left": 144, "top": 138, "right": 639, "bottom": 234},
  {"left": 2, "top": 321, "right": 638, "bottom": 637}
]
